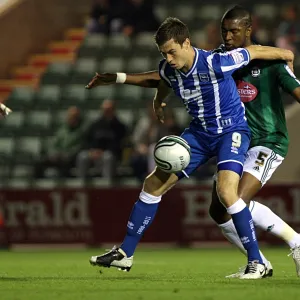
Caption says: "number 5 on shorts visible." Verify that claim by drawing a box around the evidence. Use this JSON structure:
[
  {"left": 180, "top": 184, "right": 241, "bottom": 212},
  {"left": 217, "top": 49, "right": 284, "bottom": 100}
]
[
  {"left": 232, "top": 132, "right": 241, "bottom": 148},
  {"left": 255, "top": 151, "right": 268, "bottom": 166}
]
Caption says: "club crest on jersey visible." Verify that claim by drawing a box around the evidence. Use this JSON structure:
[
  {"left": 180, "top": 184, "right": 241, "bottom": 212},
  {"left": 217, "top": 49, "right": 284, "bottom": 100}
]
[
  {"left": 236, "top": 80, "right": 258, "bottom": 103},
  {"left": 251, "top": 67, "right": 261, "bottom": 77},
  {"left": 199, "top": 73, "right": 209, "bottom": 82}
]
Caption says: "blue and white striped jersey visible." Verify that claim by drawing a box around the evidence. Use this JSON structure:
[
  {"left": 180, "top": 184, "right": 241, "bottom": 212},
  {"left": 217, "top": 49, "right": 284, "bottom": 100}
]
[{"left": 159, "top": 47, "right": 251, "bottom": 135}]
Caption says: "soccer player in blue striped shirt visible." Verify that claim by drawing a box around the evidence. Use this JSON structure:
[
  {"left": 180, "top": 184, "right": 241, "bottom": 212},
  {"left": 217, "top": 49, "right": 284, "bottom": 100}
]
[{"left": 89, "top": 17, "right": 294, "bottom": 279}]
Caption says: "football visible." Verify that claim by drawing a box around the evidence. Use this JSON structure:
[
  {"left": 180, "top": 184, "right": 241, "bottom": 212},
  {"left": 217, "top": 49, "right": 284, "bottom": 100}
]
[{"left": 154, "top": 135, "right": 191, "bottom": 173}]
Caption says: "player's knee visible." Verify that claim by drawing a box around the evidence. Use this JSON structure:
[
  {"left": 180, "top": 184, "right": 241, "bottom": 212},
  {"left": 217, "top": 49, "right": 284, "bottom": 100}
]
[
  {"left": 143, "top": 168, "right": 177, "bottom": 197},
  {"left": 216, "top": 185, "right": 236, "bottom": 207},
  {"left": 217, "top": 171, "right": 240, "bottom": 206}
]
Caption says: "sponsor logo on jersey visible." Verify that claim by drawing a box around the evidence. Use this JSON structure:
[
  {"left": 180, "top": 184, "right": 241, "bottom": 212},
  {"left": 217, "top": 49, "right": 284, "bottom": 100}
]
[
  {"left": 240, "top": 236, "right": 250, "bottom": 244},
  {"left": 231, "top": 146, "right": 239, "bottom": 154},
  {"left": 253, "top": 166, "right": 260, "bottom": 172},
  {"left": 251, "top": 67, "right": 261, "bottom": 77},
  {"left": 236, "top": 80, "right": 258, "bottom": 103},
  {"left": 127, "top": 221, "right": 134, "bottom": 229}
]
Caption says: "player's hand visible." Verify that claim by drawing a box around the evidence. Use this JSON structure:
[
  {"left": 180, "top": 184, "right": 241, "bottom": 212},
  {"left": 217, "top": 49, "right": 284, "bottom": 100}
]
[
  {"left": 85, "top": 72, "right": 117, "bottom": 89},
  {"left": 0, "top": 103, "right": 12, "bottom": 118},
  {"left": 153, "top": 100, "right": 167, "bottom": 123}
]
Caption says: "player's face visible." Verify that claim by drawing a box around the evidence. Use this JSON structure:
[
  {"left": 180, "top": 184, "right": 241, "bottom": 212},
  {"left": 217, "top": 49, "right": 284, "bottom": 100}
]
[
  {"left": 221, "top": 19, "right": 251, "bottom": 50},
  {"left": 159, "top": 38, "right": 190, "bottom": 70}
]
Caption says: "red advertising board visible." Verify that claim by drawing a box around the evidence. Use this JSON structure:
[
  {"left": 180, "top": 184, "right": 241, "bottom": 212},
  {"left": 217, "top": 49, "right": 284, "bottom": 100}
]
[{"left": 0, "top": 185, "right": 299, "bottom": 245}]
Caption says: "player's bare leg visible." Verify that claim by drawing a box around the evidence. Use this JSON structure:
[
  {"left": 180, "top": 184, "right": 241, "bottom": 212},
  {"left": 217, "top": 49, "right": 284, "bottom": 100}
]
[
  {"left": 239, "top": 172, "right": 300, "bottom": 277},
  {"left": 210, "top": 179, "right": 273, "bottom": 278},
  {"left": 210, "top": 171, "right": 300, "bottom": 277},
  {"left": 216, "top": 170, "right": 267, "bottom": 279},
  {"left": 90, "top": 168, "right": 178, "bottom": 271}
]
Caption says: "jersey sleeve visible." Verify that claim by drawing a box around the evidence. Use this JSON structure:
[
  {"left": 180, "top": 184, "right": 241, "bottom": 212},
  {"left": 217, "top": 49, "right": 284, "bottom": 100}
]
[
  {"left": 158, "top": 59, "right": 172, "bottom": 87},
  {"left": 275, "top": 63, "right": 300, "bottom": 93},
  {"left": 208, "top": 48, "right": 250, "bottom": 78}
]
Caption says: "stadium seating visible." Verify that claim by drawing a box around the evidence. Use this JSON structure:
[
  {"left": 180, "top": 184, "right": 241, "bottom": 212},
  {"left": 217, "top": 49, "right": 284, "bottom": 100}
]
[{"left": 0, "top": 1, "right": 299, "bottom": 185}]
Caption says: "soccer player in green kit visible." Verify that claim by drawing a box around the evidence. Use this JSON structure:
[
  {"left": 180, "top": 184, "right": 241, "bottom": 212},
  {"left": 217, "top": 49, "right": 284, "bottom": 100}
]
[{"left": 86, "top": 6, "right": 300, "bottom": 277}]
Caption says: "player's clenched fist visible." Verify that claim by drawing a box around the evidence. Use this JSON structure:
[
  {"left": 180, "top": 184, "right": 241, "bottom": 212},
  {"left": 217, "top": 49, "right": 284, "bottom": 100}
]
[
  {"left": 153, "top": 99, "right": 166, "bottom": 123},
  {"left": 0, "top": 103, "right": 12, "bottom": 118},
  {"left": 85, "top": 72, "right": 117, "bottom": 89}
]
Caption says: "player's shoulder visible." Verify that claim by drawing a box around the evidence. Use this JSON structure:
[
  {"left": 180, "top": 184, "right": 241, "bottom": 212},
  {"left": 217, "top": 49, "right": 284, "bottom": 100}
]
[
  {"left": 194, "top": 47, "right": 213, "bottom": 58},
  {"left": 211, "top": 44, "right": 227, "bottom": 54}
]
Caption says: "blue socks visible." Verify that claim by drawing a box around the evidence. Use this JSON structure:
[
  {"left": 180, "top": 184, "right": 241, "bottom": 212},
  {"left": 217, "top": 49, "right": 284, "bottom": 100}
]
[
  {"left": 120, "top": 199, "right": 159, "bottom": 257},
  {"left": 227, "top": 199, "right": 263, "bottom": 264}
]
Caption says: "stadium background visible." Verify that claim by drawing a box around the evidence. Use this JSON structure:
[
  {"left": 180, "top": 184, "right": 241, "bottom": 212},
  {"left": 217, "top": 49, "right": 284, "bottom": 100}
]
[
  {"left": 1, "top": 2, "right": 300, "bottom": 300},
  {"left": 0, "top": 0, "right": 299, "bottom": 249}
]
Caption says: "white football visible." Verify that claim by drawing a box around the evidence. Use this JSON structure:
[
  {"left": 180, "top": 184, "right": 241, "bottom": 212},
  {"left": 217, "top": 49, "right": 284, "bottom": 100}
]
[{"left": 154, "top": 135, "right": 191, "bottom": 173}]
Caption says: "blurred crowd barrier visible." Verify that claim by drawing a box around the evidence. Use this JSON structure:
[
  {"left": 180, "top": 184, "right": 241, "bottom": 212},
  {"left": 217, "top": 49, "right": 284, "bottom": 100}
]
[{"left": 0, "top": 184, "right": 300, "bottom": 247}]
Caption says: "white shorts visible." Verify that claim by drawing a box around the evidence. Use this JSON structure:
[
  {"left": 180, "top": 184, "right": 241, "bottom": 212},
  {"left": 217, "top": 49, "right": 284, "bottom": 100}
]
[{"left": 243, "top": 146, "right": 284, "bottom": 186}]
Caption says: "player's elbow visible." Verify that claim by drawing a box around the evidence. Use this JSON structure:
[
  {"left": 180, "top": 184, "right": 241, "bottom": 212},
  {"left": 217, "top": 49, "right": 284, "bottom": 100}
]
[
  {"left": 284, "top": 50, "right": 294, "bottom": 62},
  {"left": 288, "top": 50, "right": 294, "bottom": 61}
]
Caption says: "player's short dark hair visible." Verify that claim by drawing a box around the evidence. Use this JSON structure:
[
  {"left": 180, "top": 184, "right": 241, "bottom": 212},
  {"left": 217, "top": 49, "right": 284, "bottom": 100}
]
[
  {"left": 154, "top": 17, "right": 190, "bottom": 47},
  {"left": 221, "top": 5, "right": 252, "bottom": 27}
]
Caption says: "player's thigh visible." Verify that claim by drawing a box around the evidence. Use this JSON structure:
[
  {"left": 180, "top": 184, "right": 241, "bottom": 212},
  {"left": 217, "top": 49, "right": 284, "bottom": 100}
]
[
  {"left": 175, "top": 128, "right": 211, "bottom": 180},
  {"left": 242, "top": 146, "right": 284, "bottom": 187},
  {"left": 143, "top": 167, "right": 179, "bottom": 196},
  {"left": 217, "top": 130, "right": 250, "bottom": 177},
  {"left": 238, "top": 172, "right": 262, "bottom": 204}
]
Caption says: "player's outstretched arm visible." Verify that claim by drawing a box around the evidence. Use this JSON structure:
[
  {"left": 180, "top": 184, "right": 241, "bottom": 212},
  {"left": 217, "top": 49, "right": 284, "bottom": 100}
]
[
  {"left": 245, "top": 45, "right": 294, "bottom": 64},
  {"left": 85, "top": 71, "right": 160, "bottom": 89},
  {"left": 153, "top": 80, "right": 171, "bottom": 123}
]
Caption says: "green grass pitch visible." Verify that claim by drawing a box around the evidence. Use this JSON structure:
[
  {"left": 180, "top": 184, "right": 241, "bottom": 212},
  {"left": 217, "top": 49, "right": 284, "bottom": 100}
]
[{"left": 0, "top": 247, "right": 300, "bottom": 300}]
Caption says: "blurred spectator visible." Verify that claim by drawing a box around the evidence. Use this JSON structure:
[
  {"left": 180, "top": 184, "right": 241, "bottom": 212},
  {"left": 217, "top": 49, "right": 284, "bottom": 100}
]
[
  {"left": 86, "top": 0, "right": 159, "bottom": 36},
  {"left": 34, "top": 107, "right": 87, "bottom": 178},
  {"left": 131, "top": 102, "right": 181, "bottom": 180},
  {"left": 196, "top": 21, "right": 222, "bottom": 50},
  {"left": 86, "top": 0, "right": 111, "bottom": 34},
  {"left": 121, "top": 0, "right": 159, "bottom": 37},
  {"left": 76, "top": 99, "right": 127, "bottom": 181},
  {"left": 276, "top": 4, "right": 300, "bottom": 54}
]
